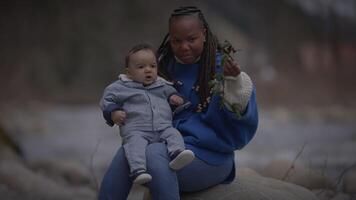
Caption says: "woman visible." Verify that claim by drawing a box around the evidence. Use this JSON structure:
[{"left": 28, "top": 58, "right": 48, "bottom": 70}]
[{"left": 98, "top": 6, "right": 258, "bottom": 200}]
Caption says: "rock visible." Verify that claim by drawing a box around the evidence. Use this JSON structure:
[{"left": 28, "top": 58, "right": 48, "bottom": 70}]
[
  {"left": 0, "top": 183, "right": 30, "bottom": 200},
  {"left": 312, "top": 189, "right": 335, "bottom": 200},
  {"left": 142, "top": 173, "right": 318, "bottom": 200},
  {"left": 330, "top": 193, "right": 351, "bottom": 200},
  {"left": 342, "top": 167, "right": 356, "bottom": 194},
  {"left": 0, "top": 124, "right": 22, "bottom": 161},
  {"left": 0, "top": 160, "right": 96, "bottom": 200},
  {"left": 180, "top": 175, "right": 318, "bottom": 200},
  {"left": 29, "top": 158, "right": 93, "bottom": 186},
  {"left": 236, "top": 167, "right": 260, "bottom": 177},
  {"left": 262, "top": 160, "right": 334, "bottom": 190},
  {"left": 0, "top": 124, "right": 22, "bottom": 156},
  {"left": 128, "top": 185, "right": 149, "bottom": 200},
  {"left": 0, "top": 146, "right": 22, "bottom": 162}
]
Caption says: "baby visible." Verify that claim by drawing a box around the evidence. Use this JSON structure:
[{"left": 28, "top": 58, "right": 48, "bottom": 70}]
[{"left": 100, "top": 43, "right": 195, "bottom": 184}]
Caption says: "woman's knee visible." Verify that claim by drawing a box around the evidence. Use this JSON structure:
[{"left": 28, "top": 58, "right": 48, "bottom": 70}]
[
  {"left": 178, "top": 158, "right": 233, "bottom": 192},
  {"left": 145, "top": 142, "right": 170, "bottom": 161},
  {"left": 145, "top": 143, "right": 179, "bottom": 199},
  {"left": 111, "top": 147, "right": 128, "bottom": 167},
  {"left": 145, "top": 143, "right": 171, "bottom": 173}
]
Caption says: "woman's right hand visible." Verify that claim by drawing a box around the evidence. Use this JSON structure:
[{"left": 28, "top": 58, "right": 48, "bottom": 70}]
[
  {"left": 223, "top": 57, "right": 241, "bottom": 77},
  {"left": 111, "top": 110, "right": 127, "bottom": 125}
]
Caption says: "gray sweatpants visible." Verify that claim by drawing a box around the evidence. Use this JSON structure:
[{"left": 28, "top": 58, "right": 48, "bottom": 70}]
[{"left": 121, "top": 127, "right": 185, "bottom": 174}]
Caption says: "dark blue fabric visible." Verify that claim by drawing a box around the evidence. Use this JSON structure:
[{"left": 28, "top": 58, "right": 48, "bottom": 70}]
[{"left": 102, "top": 103, "right": 123, "bottom": 127}]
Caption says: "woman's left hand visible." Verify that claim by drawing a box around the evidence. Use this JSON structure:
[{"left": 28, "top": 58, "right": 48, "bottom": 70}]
[{"left": 223, "top": 57, "right": 241, "bottom": 77}]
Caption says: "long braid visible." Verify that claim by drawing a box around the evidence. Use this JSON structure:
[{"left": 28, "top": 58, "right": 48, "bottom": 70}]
[
  {"left": 157, "top": 33, "right": 172, "bottom": 80},
  {"left": 157, "top": 6, "right": 219, "bottom": 111}
]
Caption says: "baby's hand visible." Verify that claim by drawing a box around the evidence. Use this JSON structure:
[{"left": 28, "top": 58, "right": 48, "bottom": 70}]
[
  {"left": 111, "top": 110, "right": 127, "bottom": 126},
  {"left": 169, "top": 94, "right": 184, "bottom": 106}
]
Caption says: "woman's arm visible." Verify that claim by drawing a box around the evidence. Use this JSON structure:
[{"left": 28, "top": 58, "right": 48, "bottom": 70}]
[
  {"left": 201, "top": 88, "right": 258, "bottom": 150},
  {"left": 223, "top": 72, "right": 253, "bottom": 114}
]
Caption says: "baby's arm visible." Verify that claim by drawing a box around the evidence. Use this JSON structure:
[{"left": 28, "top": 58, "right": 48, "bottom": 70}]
[
  {"left": 162, "top": 82, "right": 184, "bottom": 106},
  {"left": 99, "top": 83, "right": 125, "bottom": 126},
  {"left": 165, "top": 85, "right": 192, "bottom": 115}
]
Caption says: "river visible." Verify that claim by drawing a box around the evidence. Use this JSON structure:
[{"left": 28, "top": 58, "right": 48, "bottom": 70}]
[{"left": 1, "top": 103, "right": 355, "bottom": 181}]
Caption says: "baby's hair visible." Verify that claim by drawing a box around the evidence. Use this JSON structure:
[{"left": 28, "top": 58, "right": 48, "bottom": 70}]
[
  {"left": 125, "top": 43, "right": 156, "bottom": 67},
  {"left": 157, "top": 6, "right": 218, "bottom": 111}
]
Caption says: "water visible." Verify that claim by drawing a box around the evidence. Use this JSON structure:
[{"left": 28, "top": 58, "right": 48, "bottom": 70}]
[
  {"left": 2, "top": 104, "right": 356, "bottom": 181},
  {"left": 237, "top": 109, "right": 356, "bottom": 179}
]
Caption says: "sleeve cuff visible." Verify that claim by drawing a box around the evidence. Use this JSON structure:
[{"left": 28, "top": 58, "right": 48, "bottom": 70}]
[
  {"left": 167, "top": 92, "right": 181, "bottom": 101},
  {"left": 102, "top": 104, "right": 123, "bottom": 127},
  {"left": 223, "top": 72, "right": 253, "bottom": 114}
]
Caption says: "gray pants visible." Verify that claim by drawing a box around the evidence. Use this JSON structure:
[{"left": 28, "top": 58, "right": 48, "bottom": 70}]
[{"left": 121, "top": 127, "right": 185, "bottom": 174}]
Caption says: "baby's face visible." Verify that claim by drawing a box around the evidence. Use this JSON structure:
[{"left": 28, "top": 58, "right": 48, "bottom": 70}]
[{"left": 126, "top": 49, "right": 158, "bottom": 86}]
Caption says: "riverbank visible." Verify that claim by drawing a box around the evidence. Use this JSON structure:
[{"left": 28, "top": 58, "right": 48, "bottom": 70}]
[{"left": 1, "top": 102, "right": 355, "bottom": 199}]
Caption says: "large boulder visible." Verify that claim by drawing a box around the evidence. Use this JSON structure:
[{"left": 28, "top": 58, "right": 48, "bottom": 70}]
[
  {"left": 139, "top": 171, "right": 318, "bottom": 200},
  {"left": 180, "top": 174, "right": 318, "bottom": 200},
  {"left": 262, "top": 160, "right": 334, "bottom": 190}
]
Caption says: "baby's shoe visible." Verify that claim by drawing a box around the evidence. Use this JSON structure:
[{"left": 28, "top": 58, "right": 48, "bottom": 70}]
[
  {"left": 169, "top": 150, "right": 195, "bottom": 170},
  {"left": 132, "top": 169, "right": 152, "bottom": 185}
]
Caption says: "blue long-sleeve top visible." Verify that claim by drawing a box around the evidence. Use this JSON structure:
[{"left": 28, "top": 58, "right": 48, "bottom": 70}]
[{"left": 168, "top": 55, "right": 259, "bottom": 181}]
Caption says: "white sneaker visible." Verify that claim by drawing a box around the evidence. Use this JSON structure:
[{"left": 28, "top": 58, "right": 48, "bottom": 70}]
[
  {"left": 169, "top": 150, "right": 195, "bottom": 170},
  {"left": 133, "top": 172, "right": 152, "bottom": 185}
]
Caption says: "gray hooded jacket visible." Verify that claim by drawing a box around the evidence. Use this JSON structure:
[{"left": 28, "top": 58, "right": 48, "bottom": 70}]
[{"left": 100, "top": 74, "right": 177, "bottom": 133}]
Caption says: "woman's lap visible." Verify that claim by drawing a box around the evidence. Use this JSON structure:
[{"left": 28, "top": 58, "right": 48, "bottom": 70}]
[
  {"left": 145, "top": 142, "right": 180, "bottom": 200},
  {"left": 98, "top": 142, "right": 233, "bottom": 200},
  {"left": 177, "top": 156, "right": 233, "bottom": 192}
]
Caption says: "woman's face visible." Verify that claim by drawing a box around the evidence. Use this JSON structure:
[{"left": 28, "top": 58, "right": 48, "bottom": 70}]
[{"left": 169, "top": 16, "right": 206, "bottom": 64}]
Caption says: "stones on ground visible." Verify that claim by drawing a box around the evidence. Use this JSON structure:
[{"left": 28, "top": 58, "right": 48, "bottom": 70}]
[
  {"left": 342, "top": 167, "right": 356, "bottom": 195},
  {"left": 0, "top": 160, "right": 96, "bottom": 200},
  {"left": 312, "top": 189, "right": 336, "bottom": 200},
  {"left": 0, "top": 145, "right": 22, "bottom": 162},
  {"left": 29, "top": 158, "right": 93, "bottom": 187},
  {"left": 330, "top": 193, "right": 351, "bottom": 200}
]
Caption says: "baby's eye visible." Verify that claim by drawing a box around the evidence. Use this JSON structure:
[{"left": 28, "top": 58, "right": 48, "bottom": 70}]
[
  {"left": 137, "top": 65, "right": 144, "bottom": 69},
  {"left": 151, "top": 64, "right": 157, "bottom": 68}
]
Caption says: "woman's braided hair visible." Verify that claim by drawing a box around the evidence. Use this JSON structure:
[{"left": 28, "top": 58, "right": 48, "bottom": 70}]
[{"left": 157, "top": 6, "right": 219, "bottom": 111}]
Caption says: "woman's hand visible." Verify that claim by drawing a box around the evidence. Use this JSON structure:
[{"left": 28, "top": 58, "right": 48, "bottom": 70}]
[
  {"left": 111, "top": 110, "right": 127, "bottom": 126},
  {"left": 223, "top": 57, "right": 241, "bottom": 77}
]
